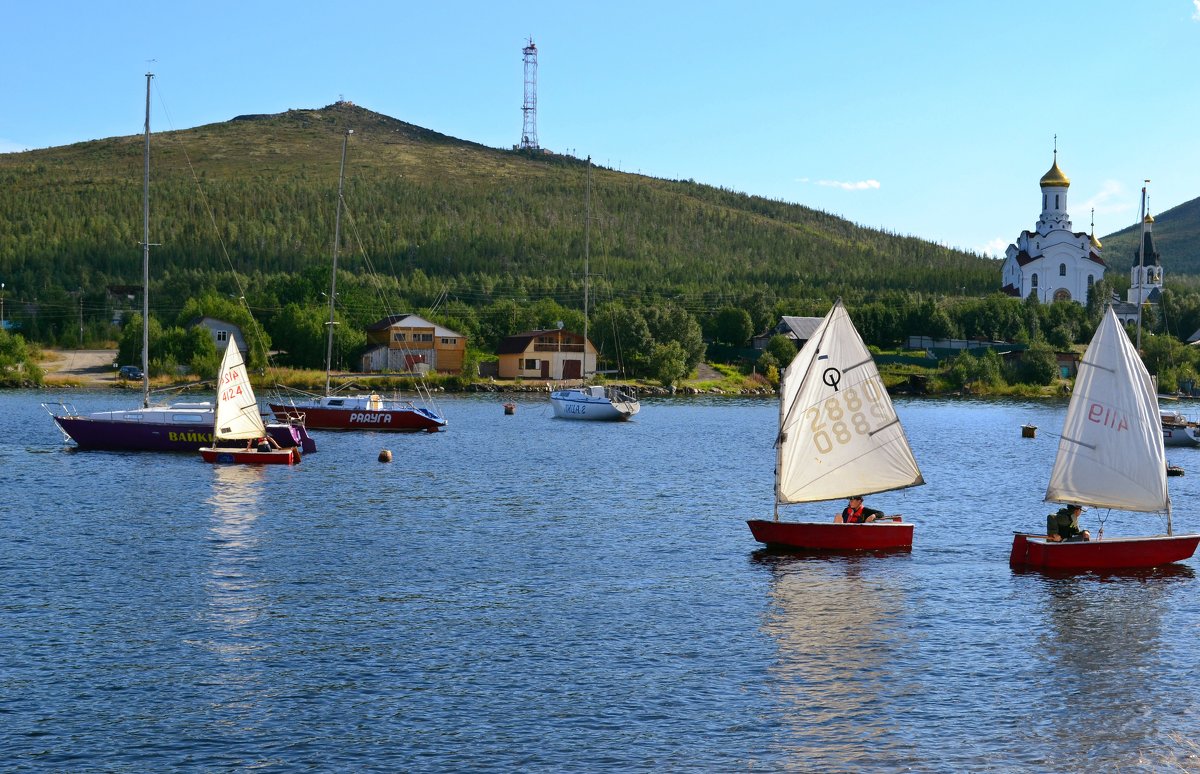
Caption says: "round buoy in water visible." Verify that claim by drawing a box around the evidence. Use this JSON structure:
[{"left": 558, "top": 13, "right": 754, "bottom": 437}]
[{"left": 379, "top": 449, "right": 393, "bottom": 463}]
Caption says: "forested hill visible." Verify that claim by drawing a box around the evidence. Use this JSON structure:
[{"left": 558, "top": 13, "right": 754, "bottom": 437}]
[
  {"left": 1101, "top": 195, "right": 1200, "bottom": 277},
  {"left": 0, "top": 101, "right": 999, "bottom": 346}
]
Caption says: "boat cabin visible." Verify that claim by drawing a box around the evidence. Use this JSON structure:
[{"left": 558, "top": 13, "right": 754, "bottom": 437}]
[{"left": 497, "top": 329, "right": 598, "bottom": 380}]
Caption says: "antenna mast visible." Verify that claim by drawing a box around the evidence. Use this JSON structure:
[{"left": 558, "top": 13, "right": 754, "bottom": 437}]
[{"left": 520, "top": 38, "right": 539, "bottom": 150}]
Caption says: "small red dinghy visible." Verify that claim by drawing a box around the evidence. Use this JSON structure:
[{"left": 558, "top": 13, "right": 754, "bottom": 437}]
[
  {"left": 747, "top": 519, "right": 913, "bottom": 551},
  {"left": 200, "top": 446, "right": 300, "bottom": 465},
  {"left": 200, "top": 340, "right": 301, "bottom": 467},
  {"left": 1011, "top": 308, "right": 1199, "bottom": 571},
  {"left": 1010, "top": 533, "right": 1199, "bottom": 570},
  {"left": 747, "top": 300, "right": 925, "bottom": 551}
]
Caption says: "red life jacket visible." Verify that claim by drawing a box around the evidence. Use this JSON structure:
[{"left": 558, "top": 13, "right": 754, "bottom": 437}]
[{"left": 844, "top": 505, "right": 865, "bottom": 523}]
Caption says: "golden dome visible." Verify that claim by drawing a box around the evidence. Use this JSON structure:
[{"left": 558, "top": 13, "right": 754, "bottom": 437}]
[
  {"left": 1090, "top": 231, "right": 1102, "bottom": 249},
  {"left": 1144, "top": 213, "right": 1155, "bottom": 224},
  {"left": 1040, "top": 158, "right": 1070, "bottom": 187}
]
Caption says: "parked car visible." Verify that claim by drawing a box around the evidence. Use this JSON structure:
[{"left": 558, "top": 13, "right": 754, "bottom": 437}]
[{"left": 118, "top": 365, "right": 143, "bottom": 380}]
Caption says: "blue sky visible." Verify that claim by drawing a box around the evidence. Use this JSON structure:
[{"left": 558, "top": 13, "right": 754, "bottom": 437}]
[{"left": 3, "top": 1, "right": 1200, "bottom": 259}]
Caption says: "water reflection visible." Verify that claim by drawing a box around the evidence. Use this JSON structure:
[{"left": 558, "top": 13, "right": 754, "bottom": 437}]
[
  {"left": 1027, "top": 565, "right": 1194, "bottom": 769},
  {"left": 202, "top": 465, "right": 268, "bottom": 655},
  {"left": 753, "top": 550, "right": 919, "bottom": 770}
]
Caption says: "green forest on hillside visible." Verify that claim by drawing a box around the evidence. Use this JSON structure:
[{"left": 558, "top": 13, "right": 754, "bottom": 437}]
[{"left": 5, "top": 102, "right": 1200, "bottom": 387}]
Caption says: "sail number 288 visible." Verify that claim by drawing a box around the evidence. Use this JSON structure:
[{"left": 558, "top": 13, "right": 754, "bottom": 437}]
[{"left": 804, "top": 380, "right": 888, "bottom": 454}]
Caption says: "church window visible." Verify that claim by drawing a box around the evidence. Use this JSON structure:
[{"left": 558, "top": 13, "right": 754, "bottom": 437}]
[
  {"left": 1031, "top": 274, "right": 1039, "bottom": 290},
  {"left": 1059, "top": 263, "right": 1067, "bottom": 277},
  {"left": 1054, "top": 289, "right": 1071, "bottom": 302},
  {"left": 1043, "top": 194, "right": 1047, "bottom": 209},
  {"left": 1087, "top": 275, "right": 1094, "bottom": 289},
  {"left": 1055, "top": 194, "right": 1060, "bottom": 209}
]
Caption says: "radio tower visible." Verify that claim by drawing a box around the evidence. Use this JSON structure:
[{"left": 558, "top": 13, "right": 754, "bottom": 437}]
[{"left": 520, "top": 37, "right": 539, "bottom": 150}]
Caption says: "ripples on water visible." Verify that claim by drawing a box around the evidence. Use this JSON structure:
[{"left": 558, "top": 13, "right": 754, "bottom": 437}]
[{"left": 4, "top": 391, "right": 1200, "bottom": 770}]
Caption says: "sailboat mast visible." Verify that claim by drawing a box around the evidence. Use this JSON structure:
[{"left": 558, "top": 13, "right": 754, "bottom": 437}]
[
  {"left": 1135, "top": 182, "right": 1148, "bottom": 350},
  {"left": 324, "top": 128, "right": 352, "bottom": 396},
  {"left": 140, "top": 72, "right": 153, "bottom": 408},
  {"left": 583, "top": 157, "right": 591, "bottom": 359}
]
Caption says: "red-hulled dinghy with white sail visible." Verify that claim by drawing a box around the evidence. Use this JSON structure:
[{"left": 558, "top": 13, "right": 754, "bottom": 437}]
[
  {"left": 1010, "top": 307, "right": 1199, "bottom": 569},
  {"left": 747, "top": 299, "right": 924, "bottom": 551},
  {"left": 200, "top": 340, "right": 299, "bottom": 465}
]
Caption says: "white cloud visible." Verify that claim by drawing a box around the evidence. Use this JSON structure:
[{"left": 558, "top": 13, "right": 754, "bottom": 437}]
[
  {"left": 1193, "top": 0, "right": 1200, "bottom": 21},
  {"left": 1080, "top": 179, "right": 1137, "bottom": 222},
  {"left": 815, "top": 179, "right": 881, "bottom": 191},
  {"left": 0, "top": 138, "right": 27, "bottom": 154},
  {"left": 979, "top": 238, "right": 1010, "bottom": 259}
]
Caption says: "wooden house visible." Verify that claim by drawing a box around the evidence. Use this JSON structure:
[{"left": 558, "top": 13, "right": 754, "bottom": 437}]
[
  {"left": 361, "top": 314, "right": 466, "bottom": 374},
  {"left": 497, "top": 329, "right": 597, "bottom": 380}
]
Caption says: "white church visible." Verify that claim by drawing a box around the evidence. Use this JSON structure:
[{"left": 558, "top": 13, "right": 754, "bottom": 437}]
[
  {"left": 1000, "top": 152, "right": 1107, "bottom": 304},
  {"left": 1000, "top": 152, "right": 1166, "bottom": 323}
]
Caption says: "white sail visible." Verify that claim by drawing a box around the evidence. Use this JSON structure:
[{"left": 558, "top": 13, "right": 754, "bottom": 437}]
[
  {"left": 776, "top": 300, "right": 924, "bottom": 504},
  {"left": 1046, "top": 307, "right": 1167, "bottom": 513},
  {"left": 213, "top": 339, "right": 266, "bottom": 441}
]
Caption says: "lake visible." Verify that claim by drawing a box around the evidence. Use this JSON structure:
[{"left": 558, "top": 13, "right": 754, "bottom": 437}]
[{"left": 4, "top": 389, "right": 1200, "bottom": 771}]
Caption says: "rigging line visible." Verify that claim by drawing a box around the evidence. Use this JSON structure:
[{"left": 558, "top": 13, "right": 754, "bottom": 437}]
[
  {"left": 153, "top": 79, "right": 272, "bottom": 372},
  {"left": 337, "top": 187, "right": 441, "bottom": 414}
]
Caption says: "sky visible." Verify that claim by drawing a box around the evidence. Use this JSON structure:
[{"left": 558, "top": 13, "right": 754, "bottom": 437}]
[{"left": 3, "top": 1, "right": 1200, "bottom": 258}]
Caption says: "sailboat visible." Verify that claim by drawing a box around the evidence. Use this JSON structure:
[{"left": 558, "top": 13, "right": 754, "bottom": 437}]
[
  {"left": 200, "top": 339, "right": 299, "bottom": 465},
  {"left": 267, "top": 129, "right": 446, "bottom": 433},
  {"left": 746, "top": 299, "right": 924, "bottom": 550},
  {"left": 1010, "top": 307, "right": 1200, "bottom": 569},
  {"left": 46, "top": 73, "right": 312, "bottom": 454},
  {"left": 549, "top": 157, "right": 640, "bottom": 422}
]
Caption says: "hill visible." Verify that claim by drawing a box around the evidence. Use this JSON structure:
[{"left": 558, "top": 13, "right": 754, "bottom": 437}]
[
  {"left": 1101, "top": 196, "right": 1200, "bottom": 278},
  {"left": 0, "top": 102, "right": 997, "bottom": 332}
]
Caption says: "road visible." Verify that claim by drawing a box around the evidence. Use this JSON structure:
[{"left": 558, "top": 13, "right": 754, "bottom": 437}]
[{"left": 41, "top": 349, "right": 120, "bottom": 383}]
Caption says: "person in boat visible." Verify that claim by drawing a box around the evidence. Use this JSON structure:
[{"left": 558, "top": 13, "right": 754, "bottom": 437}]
[
  {"left": 835, "top": 495, "right": 884, "bottom": 524},
  {"left": 1047, "top": 504, "right": 1091, "bottom": 542},
  {"left": 247, "top": 436, "right": 281, "bottom": 453}
]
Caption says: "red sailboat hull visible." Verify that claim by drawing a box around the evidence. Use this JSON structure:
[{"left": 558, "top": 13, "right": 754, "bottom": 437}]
[
  {"left": 200, "top": 447, "right": 300, "bottom": 465},
  {"left": 746, "top": 519, "right": 913, "bottom": 551},
  {"left": 1009, "top": 532, "right": 1200, "bottom": 570},
  {"left": 268, "top": 404, "right": 444, "bottom": 432}
]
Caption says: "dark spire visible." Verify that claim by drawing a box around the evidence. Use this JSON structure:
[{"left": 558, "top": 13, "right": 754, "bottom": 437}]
[{"left": 1134, "top": 214, "right": 1160, "bottom": 269}]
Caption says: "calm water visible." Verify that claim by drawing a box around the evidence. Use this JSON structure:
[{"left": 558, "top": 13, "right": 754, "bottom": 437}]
[{"left": 4, "top": 390, "right": 1200, "bottom": 771}]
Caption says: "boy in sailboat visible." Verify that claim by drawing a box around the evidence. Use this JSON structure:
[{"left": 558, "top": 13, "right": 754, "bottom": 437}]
[
  {"left": 835, "top": 496, "right": 884, "bottom": 524},
  {"left": 1047, "top": 504, "right": 1091, "bottom": 542}
]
